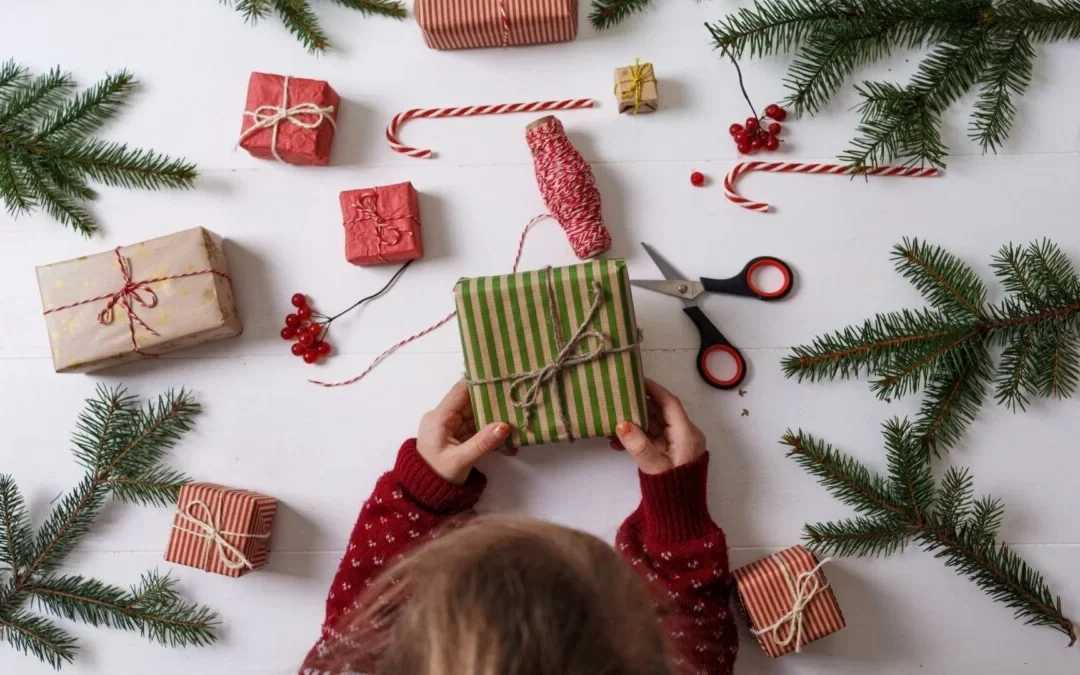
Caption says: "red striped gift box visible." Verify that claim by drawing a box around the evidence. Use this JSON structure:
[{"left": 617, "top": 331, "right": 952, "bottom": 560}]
[
  {"left": 415, "top": 0, "right": 577, "bottom": 50},
  {"left": 164, "top": 483, "right": 277, "bottom": 578},
  {"left": 733, "top": 546, "right": 846, "bottom": 657}
]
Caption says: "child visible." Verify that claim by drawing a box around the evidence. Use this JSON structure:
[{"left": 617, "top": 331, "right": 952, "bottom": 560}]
[{"left": 301, "top": 378, "right": 737, "bottom": 675}]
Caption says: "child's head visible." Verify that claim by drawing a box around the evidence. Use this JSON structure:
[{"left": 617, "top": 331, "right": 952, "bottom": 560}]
[{"left": 312, "top": 515, "right": 675, "bottom": 675}]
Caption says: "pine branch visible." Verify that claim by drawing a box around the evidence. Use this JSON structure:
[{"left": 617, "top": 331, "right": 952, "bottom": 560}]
[
  {"left": 27, "top": 572, "right": 217, "bottom": 648},
  {"left": 786, "top": 239, "right": 1080, "bottom": 454},
  {"left": 273, "top": 0, "right": 331, "bottom": 52},
  {"left": 970, "top": 29, "right": 1034, "bottom": 152},
  {"left": 787, "top": 422, "right": 1077, "bottom": 643},
  {"left": 0, "top": 476, "right": 33, "bottom": 577},
  {"left": 589, "top": 0, "right": 655, "bottom": 30},
  {"left": 328, "top": 0, "right": 405, "bottom": 19},
  {"left": 0, "top": 63, "right": 197, "bottom": 236},
  {"left": 0, "top": 387, "right": 216, "bottom": 668},
  {"left": 0, "top": 609, "right": 77, "bottom": 668}
]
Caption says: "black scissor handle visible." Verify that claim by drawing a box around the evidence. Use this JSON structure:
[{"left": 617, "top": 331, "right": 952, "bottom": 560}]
[
  {"left": 700, "top": 256, "right": 794, "bottom": 301},
  {"left": 683, "top": 305, "right": 747, "bottom": 390}
]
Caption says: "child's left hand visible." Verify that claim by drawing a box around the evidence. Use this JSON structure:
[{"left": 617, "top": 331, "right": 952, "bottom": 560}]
[{"left": 417, "top": 380, "right": 513, "bottom": 485}]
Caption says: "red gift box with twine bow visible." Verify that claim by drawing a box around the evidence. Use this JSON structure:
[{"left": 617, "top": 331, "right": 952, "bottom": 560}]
[
  {"left": 165, "top": 483, "right": 277, "bottom": 578},
  {"left": 732, "top": 546, "right": 846, "bottom": 657},
  {"left": 238, "top": 72, "right": 339, "bottom": 165},
  {"left": 341, "top": 182, "right": 425, "bottom": 266}
]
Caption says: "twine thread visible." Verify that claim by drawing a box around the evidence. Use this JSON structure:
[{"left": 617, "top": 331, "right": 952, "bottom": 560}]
[
  {"left": 172, "top": 499, "right": 270, "bottom": 572},
  {"left": 615, "top": 59, "right": 656, "bottom": 115},
  {"left": 751, "top": 556, "right": 833, "bottom": 653},
  {"left": 238, "top": 75, "right": 337, "bottom": 162}
]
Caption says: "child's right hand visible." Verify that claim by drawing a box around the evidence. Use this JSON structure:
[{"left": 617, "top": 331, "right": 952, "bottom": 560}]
[
  {"left": 417, "top": 380, "right": 512, "bottom": 485},
  {"left": 613, "top": 378, "right": 706, "bottom": 475}
]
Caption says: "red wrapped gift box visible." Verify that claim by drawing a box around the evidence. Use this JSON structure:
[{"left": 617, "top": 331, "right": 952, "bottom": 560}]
[
  {"left": 238, "top": 72, "right": 339, "bottom": 166},
  {"left": 415, "top": 0, "right": 577, "bottom": 50},
  {"left": 164, "top": 483, "right": 277, "bottom": 578},
  {"left": 341, "top": 182, "right": 424, "bottom": 266},
  {"left": 733, "top": 546, "right": 846, "bottom": 657}
]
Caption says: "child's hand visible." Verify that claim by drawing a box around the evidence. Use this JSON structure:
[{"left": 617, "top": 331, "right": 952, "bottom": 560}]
[
  {"left": 417, "top": 380, "right": 512, "bottom": 484},
  {"left": 613, "top": 378, "right": 706, "bottom": 475}
]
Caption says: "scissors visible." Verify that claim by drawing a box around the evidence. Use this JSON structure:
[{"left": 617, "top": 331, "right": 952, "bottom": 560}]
[{"left": 632, "top": 242, "right": 794, "bottom": 390}]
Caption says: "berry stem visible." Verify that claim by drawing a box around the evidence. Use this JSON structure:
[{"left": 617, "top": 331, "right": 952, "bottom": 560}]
[
  {"left": 721, "top": 48, "right": 758, "bottom": 121},
  {"left": 325, "top": 260, "right": 414, "bottom": 324}
]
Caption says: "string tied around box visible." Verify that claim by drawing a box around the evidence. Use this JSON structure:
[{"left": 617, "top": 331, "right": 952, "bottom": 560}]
[
  {"left": 237, "top": 75, "right": 337, "bottom": 162},
  {"left": 614, "top": 59, "right": 657, "bottom": 116},
  {"left": 172, "top": 499, "right": 270, "bottom": 572},
  {"left": 750, "top": 556, "right": 833, "bottom": 653},
  {"left": 466, "top": 268, "right": 639, "bottom": 438}
]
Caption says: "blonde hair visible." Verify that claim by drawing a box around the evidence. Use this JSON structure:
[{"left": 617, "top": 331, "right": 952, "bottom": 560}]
[{"left": 310, "top": 515, "right": 676, "bottom": 675}]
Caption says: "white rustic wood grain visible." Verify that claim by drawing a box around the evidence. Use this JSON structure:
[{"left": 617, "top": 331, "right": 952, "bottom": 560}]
[{"left": 3, "top": 1, "right": 1080, "bottom": 673}]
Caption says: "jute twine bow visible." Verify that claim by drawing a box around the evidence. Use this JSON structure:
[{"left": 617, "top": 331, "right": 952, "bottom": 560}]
[
  {"left": 237, "top": 75, "right": 337, "bottom": 162},
  {"left": 468, "top": 267, "right": 639, "bottom": 441},
  {"left": 42, "top": 248, "right": 230, "bottom": 357},
  {"left": 172, "top": 499, "right": 270, "bottom": 572},
  {"left": 348, "top": 191, "right": 416, "bottom": 263},
  {"left": 616, "top": 59, "right": 656, "bottom": 115},
  {"left": 751, "top": 557, "right": 833, "bottom": 653}
]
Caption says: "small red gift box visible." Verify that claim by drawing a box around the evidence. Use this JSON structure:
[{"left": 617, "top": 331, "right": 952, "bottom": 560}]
[
  {"left": 732, "top": 546, "right": 846, "bottom": 657},
  {"left": 238, "top": 72, "right": 339, "bottom": 165},
  {"left": 165, "top": 483, "right": 277, "bottom": 578},
  {"left": 341, "top": 182, "right": 424, "bottom": 266}
]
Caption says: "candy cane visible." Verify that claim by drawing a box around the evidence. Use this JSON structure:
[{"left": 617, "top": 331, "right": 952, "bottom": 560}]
[
  {"left": 386, "top": 99, "right": 596, "bottom": 158},
  {"left": 724, "top": 161, "right": 940, "bottom": 213}
]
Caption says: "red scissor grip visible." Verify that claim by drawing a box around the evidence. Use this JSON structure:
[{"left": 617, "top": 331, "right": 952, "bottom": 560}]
[
  {"left": 699, "top": 343, "right": 746, "bottom": 389},
  {"left": 745, "top": 258, "right": 793, "bottom": 299}
]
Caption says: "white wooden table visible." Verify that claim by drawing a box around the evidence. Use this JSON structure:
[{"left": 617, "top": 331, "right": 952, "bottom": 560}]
[{"left": 4, "top": 2, "right": 1080, "bottom": 673}]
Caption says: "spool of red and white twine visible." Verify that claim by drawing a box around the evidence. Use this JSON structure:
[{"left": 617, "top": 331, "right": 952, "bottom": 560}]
[
  {"left": 724, "top": 161, "right": 940, "bottom": 213},
  {"left": 386, "top": 99, "right": 595, "bottom": 158}
]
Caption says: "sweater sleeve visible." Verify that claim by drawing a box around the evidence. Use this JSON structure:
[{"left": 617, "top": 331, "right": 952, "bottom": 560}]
[
  {"left": 615, "top": 453, "right": 739, "bottom": 675},
  {"left": 318, "top": 439, "right": 485, "bottom": 637}
]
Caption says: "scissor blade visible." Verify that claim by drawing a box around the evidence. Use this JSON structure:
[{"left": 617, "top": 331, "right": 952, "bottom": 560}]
[
  {"left": 641, "top": 242, "right": 689, "bottom": 282},
  {"left": 631, "top": 279, "right": 704, "bottom": 302}
]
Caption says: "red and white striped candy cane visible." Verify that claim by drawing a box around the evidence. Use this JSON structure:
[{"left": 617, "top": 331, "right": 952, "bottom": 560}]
[
  {"left": 386, "top": 99, "right": 596, "bottom": 159},
  {"left": 724, "top": 161, "right": 940, "bottom": 213}
]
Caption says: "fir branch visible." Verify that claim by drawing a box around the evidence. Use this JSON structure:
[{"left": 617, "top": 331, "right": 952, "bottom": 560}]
[
  {"left": 998, "top": 0, "right": 1080, "bottom": 42},
  {"left": 0, "top": 386, "right": 216, "bottom": 668},
  {"left": 970, "top": 29, "right": 1034, "bottom": 152},
  {"left": 221, "top": 0, "right": 405, "bottom": 53},
  {"left": 786, "top": 239, "right": 1080, "bottom": 453},
  {"left": 786, "top": 423, "right": 1077, "bottom": 643},
  {"left": 27, "top": 573, "right": 217, "bottom": 647},
  {"left": 274, "top": 0, "right": 331, "bottom": 53},
  {"left": 0, "top": 63, "right": 197, "bottom": 236},
  {"left": 589, "top": 0, "right": 655, "bottom": 31},
  {"left": 328, "top": 0, "right": 405, "bottom": 19},
  {"left": 0, "top": 609, "right": 77, "bottom": 668}
]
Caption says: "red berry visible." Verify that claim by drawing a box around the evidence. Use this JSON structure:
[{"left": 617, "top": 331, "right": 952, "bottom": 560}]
[
  {"left": 280, "top": 327, "right": 297, "bottom": 340},
  {"left": 751, "top": 135, "right": 766, "bottom": 150},
  {"left": 765, "top": 135, "right": 780, "bottom": 151},
  {"left": 767, "top": 122, "right": 782, "bottom": 136},
  {"left": 690, "top": 171, "right": 706, "bottom": 187},
  {"left": 733, "top": 131, "right": 749, "bottom": 145},
  {"left": 291, "top": 293, "right": 307, "bottom": 308},
  {"left": 308, "top": 323, "right": 323, "bottom": 335},
  {"left": 728, "top": 123, "right": 744, "bottom": 137},
  {"left": 303, "top": 351, "right": 319, "bottom": 364},
  {"left": 745, "top": 117, "right": 759, "bottom": 132},
  {"left": 298, "top": 332, "right": 315, "bottom": 347},
  {"left": 316, "top": 341, "right": 331, "bottom": 356},
  {"left": 768, "top": 106, "right": 787, "bottom": 121},
  {"left": 291, "top": 343, "right": 306, "bottom": 356},
  {"left": 737, "top": 141, "right": 753, "bottom": 154},
  {"left": 297, "top": 305, "right": 312, "bottom": 320},
  {"left": 765, "top": 104, "right": 780, "bottom": 118},
  {"left": 285, "top": 313, "right": 301, "bottom": 328}
]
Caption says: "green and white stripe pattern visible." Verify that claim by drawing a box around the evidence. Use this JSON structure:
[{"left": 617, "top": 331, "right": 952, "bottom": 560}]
[{"left": 455, "top": 259, "right": 647, "bottom": 448}]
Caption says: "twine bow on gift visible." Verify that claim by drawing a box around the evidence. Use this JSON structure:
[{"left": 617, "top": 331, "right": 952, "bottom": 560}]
[
  {"left": 751, "top": 557, "right": 833, "bottom": 653},
  {"left": 347, "top": 191, "right": 416, "bottom": 263},
  {"left": 468, "top": 267, "right": 640, "bottom": 441},
  {"left": 172, "top": 499, "right": 270, "bottom": 572},
  {"left": 42, "top": 248, "right": 230, "bottom": 357},
  {"left": 616, "top": 59, "right": 656, "bottom": 115},
  {"left": 237, "top": 75, "right": 337, "bottom": 162}
]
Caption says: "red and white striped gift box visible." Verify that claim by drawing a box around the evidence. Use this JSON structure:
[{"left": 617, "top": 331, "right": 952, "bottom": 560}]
[
  {"left": 164, "top": 483, "right": 277, "bottom": 578},
  {"left": 415, "top": 0, "right": 577, "bottom": 51},
  {"left": 733, "top": 546, "right": 846, "bottom": 657}
]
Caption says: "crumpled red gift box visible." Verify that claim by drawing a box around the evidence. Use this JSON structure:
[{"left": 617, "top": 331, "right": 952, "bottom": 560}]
[
  {"left": 238, "top": 72, "right": 339, "bottom": 166},
  {"left": 341, "top": 182, "right": 425, "bottom": 266}
]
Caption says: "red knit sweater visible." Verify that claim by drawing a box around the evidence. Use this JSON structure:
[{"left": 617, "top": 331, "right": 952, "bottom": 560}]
[{"left": 302, "top": 440, "right": 738, "bottom": 674}]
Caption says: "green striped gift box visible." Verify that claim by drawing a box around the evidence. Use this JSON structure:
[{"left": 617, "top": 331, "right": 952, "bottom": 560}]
[{"left": 454, "top": 259, "right": 647, "bottom": 448}]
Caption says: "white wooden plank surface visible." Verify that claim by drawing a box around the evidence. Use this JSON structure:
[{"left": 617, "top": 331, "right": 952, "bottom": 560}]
[{"left": 3, "top": 1, "right": 1080, "bottom": 673}]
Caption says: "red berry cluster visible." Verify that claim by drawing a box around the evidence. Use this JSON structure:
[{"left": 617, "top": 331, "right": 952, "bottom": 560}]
[
  {"left": 280, "top": 293, "right": 332, "bottom": 364},
  {"left": 729, "top": 104, "right": 787, "bottom": 155}
]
